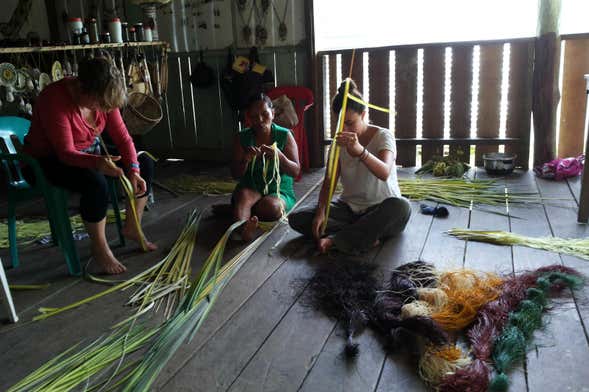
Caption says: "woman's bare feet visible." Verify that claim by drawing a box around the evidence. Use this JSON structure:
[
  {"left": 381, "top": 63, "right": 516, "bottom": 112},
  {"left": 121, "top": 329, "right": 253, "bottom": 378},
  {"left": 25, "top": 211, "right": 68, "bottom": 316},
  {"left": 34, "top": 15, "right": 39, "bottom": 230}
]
[
  {"left": 242, "top": 216, "right": 259, "bottom": 242},
  {"left": 93, "top": 246, "right": 127, "bottom": 274},
  {"left": 122, "top": 226, "right": 158, "bottom": 251},
  {"left": 317, "top": 237, "right": 334, "bottom": 254}
]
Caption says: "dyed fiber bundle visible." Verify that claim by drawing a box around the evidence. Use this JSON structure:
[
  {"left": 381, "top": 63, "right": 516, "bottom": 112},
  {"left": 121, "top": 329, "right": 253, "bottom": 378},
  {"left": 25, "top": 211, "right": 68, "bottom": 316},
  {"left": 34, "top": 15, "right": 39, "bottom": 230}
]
[
  {"left": 490, "top": 271, "right": 584, "bottom": 391},
  {"left": 392, "top": 260, "right": 439, "bottom": 288},
  {"left": 418, "top": 344, "right": 471, "bottom": 386},
  {"left": 438, "top": 265, "right": 584, "bottom": 392},
  {"left": 373, "top": 262, "right": 449, "bottom": 350},
  {"left": 431, "top": 270, "right": 503, "bottom": 331},
  {"left": 303, "top": 259, "right": 379, "bottom": 358}
]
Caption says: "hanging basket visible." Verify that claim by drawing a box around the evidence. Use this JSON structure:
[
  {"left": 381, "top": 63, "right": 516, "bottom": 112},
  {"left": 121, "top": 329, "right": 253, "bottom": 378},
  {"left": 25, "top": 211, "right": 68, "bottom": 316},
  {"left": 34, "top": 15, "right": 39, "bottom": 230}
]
[{"left": 122, "top": 92, "right": 163, "bottom": 135}]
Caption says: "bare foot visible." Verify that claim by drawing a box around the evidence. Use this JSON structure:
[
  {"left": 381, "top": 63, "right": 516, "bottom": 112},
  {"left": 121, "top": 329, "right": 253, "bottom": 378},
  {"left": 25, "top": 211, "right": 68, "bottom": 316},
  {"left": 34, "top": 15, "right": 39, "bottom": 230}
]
[
  {"left": 93, "top": 248, "right": 127, "bottom": 275},
  {"left": 242, "top": 216, "right": 259, "bottom": 242},
  {"left": 317, "top": 237, "right": 334, "bottom": 254},
  {"left": 122, "top": 226, "right": 158, "bottom": 251}
]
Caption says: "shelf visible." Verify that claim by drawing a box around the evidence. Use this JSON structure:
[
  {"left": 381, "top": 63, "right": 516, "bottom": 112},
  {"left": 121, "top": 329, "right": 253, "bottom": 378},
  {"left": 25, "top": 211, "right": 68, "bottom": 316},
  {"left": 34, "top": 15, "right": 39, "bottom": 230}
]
[{"left": 0, "top": 41, "right": 169, "bottom": 54}]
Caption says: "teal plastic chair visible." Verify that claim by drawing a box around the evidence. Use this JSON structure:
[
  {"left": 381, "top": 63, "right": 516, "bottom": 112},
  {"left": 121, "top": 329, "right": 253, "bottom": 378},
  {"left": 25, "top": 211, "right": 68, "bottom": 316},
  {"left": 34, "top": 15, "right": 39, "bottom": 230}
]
[{"left": 0, "top": 116, "right": 124, "bottom": 276}]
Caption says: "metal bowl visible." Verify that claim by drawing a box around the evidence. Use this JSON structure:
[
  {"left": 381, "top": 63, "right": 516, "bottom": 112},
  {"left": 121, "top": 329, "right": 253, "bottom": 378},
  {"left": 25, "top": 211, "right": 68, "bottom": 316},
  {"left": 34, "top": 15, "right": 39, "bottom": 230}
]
[{"left": 482, "top": 152, "right": 517, "bottom": 175}]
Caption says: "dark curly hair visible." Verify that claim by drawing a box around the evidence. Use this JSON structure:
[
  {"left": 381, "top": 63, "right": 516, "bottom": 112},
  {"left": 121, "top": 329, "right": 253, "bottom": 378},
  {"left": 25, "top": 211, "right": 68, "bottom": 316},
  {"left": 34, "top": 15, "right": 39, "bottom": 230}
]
[{"left": 332, "top": 78, "right": 366, "bottom": 115}]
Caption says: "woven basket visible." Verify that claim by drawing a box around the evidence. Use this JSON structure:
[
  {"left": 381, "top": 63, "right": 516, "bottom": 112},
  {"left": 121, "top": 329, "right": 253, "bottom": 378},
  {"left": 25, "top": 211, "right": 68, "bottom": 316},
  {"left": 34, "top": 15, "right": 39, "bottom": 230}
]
[{"left": 122, "top": 92, "right": 163, "bottom": 135}]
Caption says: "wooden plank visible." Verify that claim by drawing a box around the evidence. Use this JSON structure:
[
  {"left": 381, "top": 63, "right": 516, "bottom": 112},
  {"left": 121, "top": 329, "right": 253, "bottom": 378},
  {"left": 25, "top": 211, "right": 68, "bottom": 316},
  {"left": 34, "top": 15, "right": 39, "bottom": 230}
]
[
  {"left": 529, "top": 174, "right": 589, "bottom": 391},
  {"left": 422, "top": 46, "right": 446, "bottom": 162},
  {"left": 464, "top": 169, "right": 512, "bottom": 272},
  {"left": 374, "top": 169, "right": 440, "bottom": 392},
  {"left": 408, "top": 169, "right": 476, "bottom": 272},
  {"left": 341, "top": 50, "right": 363, "bottom": 92},
  {"left": 449, "top": 45, "right": 473, "bottom": 160},
  {"left": 0, "top": 195, "right": 215, "bottom": 390},
  {"left": 475, "top": 44, "right": 503, "bottom": 166},
  {"left": 505, "top": 41, "right": 534, "bottom": 168},
  {"left": 395, "top": 48, "right": 418, "bottom": 166},
  {"left": 159, "top": 245, "right": 320, "bottom": 391},
  {"left": 328, "top": 54, "right": 338, "bottom": 137},
  {"left": 559, "top": 38, "right": 589, "bottom": 157},
  {"left": 226, "top": 296, "right": 335, "bottom": 392},
  {"left": 368, "top": 49, "right": 390, "bottom": 129},
  {"left": 505, "top": 171, "right": 586, "bottom": 391},
  {"left": 275, "top": 49, "right": 297, "bottom": 86}
]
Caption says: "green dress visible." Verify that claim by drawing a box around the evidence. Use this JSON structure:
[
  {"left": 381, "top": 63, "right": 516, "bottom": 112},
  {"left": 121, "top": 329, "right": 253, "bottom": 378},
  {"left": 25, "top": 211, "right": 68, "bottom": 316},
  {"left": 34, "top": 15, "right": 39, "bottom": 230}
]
[{"left": 236, "top": 123, "right": 296, "bottom": 212}]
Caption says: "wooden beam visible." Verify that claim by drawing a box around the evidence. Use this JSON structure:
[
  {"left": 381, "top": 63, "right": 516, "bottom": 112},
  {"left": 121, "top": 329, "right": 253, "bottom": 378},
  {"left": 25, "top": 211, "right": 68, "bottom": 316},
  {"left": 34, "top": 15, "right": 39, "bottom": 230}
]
[
  {"left": 368, "top": 50, "right": 390, "bottom": 129},
  {"left": 422, "top": 46, "right": 445, "bottom": 162},
  {"left": 394, "top": 48, "right": 418, "bottom": 166},
  {"left": 449, "top": 45, "right": 473, "bottom": 161},
  {"left": 0, "top": 41, "right": 169, "bottom": 53},
  {"left": 532, "top": 0, "right": 562, "bottom": 166},
  {"left": 475, "top": 43, "right": 503, "bottom": 166},
  {"left": 506, "top": 40, "right": 534, "bottom": 169},
  {"left": 305, "top": 0, "right": 324, "bottom": 168}
]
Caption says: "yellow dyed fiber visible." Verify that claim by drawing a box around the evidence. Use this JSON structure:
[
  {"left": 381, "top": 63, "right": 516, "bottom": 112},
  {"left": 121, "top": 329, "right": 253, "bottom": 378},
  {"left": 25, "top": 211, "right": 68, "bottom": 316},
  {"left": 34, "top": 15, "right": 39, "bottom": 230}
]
[
  {"left": 418, "top": 344, "right": 471, "bottom": 386},
  {"left": 431, "top": 270, "right": 503, "bottom": 331},
  {"left": 401, "top": 300, "right": 433, "bottom": 319},
  {"left": 417, "top": 287, "right": 448, "bottom": 311},
  {"left": 0, "top": 210, "right": 125, "bottom": 249}
]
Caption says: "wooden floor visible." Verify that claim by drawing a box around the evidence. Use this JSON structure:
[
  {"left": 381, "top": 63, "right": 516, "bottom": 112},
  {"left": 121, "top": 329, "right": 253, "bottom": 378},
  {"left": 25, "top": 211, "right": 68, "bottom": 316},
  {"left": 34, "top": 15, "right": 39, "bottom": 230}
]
[{"left": 1, "top": 166, "right": 588, "bottom": 391}]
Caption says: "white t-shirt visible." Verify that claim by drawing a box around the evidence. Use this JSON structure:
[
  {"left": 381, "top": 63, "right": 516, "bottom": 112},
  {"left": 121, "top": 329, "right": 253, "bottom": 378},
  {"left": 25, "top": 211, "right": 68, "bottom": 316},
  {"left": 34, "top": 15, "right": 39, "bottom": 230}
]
[{"left": 338, "top": 127, "right": 402, "bottom": 213}]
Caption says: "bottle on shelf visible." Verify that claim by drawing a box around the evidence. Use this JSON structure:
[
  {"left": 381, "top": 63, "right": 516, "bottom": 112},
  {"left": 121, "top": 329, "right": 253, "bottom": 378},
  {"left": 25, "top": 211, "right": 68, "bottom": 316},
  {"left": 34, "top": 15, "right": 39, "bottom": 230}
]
[{"left": 108, "top": 17, "right": 123, "bottom": 43}]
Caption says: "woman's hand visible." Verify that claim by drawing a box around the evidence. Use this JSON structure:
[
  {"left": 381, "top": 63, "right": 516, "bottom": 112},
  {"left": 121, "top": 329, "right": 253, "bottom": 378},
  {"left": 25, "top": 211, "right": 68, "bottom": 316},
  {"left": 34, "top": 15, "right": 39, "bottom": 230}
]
[
  {"left": 260, "top": 144, "right": 279, "bottom": 159},
  {"left": 244, "top": 146, "right": 262, "bottom": 162},
  {"left": 97, "top": 156, "right": 124, "bottom": 177},
  {"left": 129, "top": 171, "right": 147, "bottom": 196},
  {"left": 335, "top": 131, "right": 363, "bottom": 157}
]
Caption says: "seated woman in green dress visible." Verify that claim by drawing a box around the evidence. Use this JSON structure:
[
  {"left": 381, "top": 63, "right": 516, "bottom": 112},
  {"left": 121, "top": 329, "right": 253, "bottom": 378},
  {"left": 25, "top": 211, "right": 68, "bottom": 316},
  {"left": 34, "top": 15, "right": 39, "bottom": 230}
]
[{"left": 231, "top": 93, "right": 301, "bottom": 241}]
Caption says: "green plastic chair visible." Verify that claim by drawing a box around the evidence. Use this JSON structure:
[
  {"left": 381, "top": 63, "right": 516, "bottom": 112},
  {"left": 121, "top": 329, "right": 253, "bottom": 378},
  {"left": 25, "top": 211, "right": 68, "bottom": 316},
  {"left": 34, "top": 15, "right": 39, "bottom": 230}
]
[{"left": 0, "top": 116, "right": 125, "bottom": 276}]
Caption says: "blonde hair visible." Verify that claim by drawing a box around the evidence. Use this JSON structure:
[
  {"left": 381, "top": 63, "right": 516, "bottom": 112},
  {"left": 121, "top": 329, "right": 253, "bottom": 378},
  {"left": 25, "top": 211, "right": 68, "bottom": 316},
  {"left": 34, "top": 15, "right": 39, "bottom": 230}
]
[{"left": 78, "top": 53, "right": 127, "bottom": 110}]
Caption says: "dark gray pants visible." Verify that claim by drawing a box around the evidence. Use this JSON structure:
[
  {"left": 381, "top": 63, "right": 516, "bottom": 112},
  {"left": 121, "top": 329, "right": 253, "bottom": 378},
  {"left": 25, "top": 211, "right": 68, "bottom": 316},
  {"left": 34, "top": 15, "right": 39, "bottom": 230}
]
[{"left": 288, "top": 197, "right": 411, "bottom": 255}]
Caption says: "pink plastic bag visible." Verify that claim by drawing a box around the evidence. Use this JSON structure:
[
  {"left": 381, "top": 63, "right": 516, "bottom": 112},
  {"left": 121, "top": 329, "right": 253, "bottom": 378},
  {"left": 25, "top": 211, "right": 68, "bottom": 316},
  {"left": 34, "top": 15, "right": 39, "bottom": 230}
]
[{"left": 534, "top": 155, "right": 584, "bottom": 180}]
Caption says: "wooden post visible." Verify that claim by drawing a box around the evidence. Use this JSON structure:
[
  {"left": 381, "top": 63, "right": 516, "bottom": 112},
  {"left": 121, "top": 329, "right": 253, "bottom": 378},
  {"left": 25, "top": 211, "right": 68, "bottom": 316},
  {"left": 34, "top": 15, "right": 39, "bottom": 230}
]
[
  {"left": 305, "top": 0, "right": 324, "bottom": 168},
  {"left": 577, "top": 75, "right": 589, "bottom": 223},
  {"left": 532, "top": 0, "right": 561, "bottom": 167}
]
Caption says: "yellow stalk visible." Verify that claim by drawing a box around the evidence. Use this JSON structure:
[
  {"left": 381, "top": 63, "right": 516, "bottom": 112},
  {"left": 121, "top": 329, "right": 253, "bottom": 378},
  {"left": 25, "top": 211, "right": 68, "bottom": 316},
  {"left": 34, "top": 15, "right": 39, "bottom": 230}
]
[{"left": 322, "top": 77, "right": 351, "bottom": 234}]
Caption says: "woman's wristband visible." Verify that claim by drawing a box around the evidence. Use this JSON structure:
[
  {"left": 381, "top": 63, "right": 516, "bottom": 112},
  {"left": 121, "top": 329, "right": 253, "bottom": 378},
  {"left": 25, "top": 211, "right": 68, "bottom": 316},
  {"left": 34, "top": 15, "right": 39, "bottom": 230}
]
[
  {"left": 355, "top": 146, "right": 366, "bottom": 159},
  {"left": 359, "top": 148, "right": 369, "bottom": 162}
]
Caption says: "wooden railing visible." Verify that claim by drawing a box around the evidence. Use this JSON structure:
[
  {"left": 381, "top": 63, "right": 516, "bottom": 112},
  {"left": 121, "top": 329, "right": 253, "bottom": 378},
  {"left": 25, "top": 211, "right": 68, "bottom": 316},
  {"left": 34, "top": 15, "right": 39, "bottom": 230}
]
[{"left": 315, "top": 35, "right": 589, "bottom": 169}]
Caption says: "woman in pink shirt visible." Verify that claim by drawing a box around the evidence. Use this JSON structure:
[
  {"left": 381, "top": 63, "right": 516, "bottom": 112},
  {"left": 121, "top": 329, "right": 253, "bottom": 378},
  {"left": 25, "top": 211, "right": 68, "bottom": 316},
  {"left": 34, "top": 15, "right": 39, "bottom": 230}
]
[{"left": 24, "top": 54, "right": 156, "bottom": 274}]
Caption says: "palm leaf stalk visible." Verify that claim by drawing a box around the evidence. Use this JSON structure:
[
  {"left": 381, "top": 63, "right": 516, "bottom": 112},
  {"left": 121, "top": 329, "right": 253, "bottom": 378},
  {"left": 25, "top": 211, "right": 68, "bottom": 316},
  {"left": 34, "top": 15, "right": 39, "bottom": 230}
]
[
  {"left": 34, "top": 209, "right": 203, "bottom": 321},
  {"left": 398, "top": 178, "right": 545, "bottom": 209},
  {"left": 97, "top": 136, "right": 148, "bottom": 251},
  {"left": 121, "top": 220, "right": 271, "bottom": 391},
  {"left": 447, "top": 229, "right": 589, "bottom": 261},
  {"left": 321, "top": 77, "right": 351, "bottom": 234},
  {"left": 7, "top": 324, "right": 160, "bottom": 392}
]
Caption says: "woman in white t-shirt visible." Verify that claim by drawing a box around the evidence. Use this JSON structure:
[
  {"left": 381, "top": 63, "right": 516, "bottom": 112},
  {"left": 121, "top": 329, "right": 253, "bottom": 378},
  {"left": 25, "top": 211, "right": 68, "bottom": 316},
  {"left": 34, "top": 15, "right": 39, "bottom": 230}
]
[{"left": 289, "top": 79, "right": 411, "bottom": 255}]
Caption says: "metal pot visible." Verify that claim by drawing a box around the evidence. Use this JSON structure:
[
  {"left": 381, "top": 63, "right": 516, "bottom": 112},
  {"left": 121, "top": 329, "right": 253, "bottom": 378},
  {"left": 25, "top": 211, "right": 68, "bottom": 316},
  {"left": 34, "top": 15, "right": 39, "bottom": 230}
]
[{"left": 482, "top": 152, "right": 517, "bottom": 175}]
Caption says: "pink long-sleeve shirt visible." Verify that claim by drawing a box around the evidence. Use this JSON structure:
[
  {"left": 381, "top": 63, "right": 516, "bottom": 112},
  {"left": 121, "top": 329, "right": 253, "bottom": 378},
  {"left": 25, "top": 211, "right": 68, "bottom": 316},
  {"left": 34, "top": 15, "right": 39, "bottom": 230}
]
[{"left": 24, "top": 78, "right": 139, "bottom": 172}]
